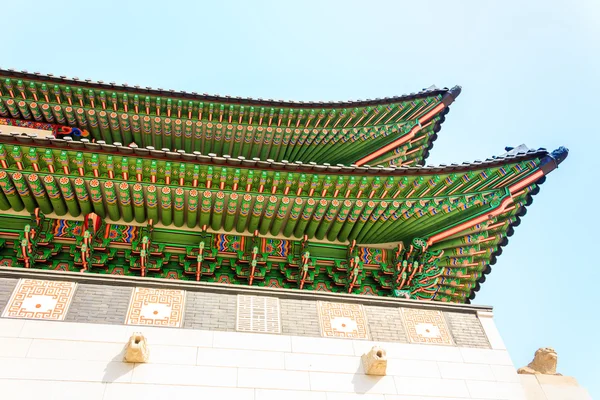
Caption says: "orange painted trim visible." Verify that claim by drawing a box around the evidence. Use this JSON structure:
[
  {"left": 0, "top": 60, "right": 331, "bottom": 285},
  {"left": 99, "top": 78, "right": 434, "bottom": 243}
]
[
  {"left": 508, "top": 170, "right": 544, "bottom": 194},
  {"left": 427, "top": 197, "right": 514, "bottom": 245},
  {"left": 355, "top": 124, "right": 420, "bottom": 166},
  {"left": 485, "top": 221, "right": 506, "bottom": 230},
  {"left": 354, "top": 103, "right": 445, "bottom": 166},
  {"left": 426, "top": 166, "right": 547, "bottom": 246},
  {"left": 405, "top": 147, "right": 422, "bottom": 156}
]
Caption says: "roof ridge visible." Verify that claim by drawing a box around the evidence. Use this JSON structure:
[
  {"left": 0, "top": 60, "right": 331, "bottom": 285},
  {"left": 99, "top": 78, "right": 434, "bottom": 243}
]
[{"left": 0, "top": 68, "right": 458, "bottom": 109}]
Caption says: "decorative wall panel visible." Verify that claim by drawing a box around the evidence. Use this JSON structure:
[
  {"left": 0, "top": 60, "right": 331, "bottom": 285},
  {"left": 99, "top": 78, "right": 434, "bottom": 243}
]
[
  {"left": 236, "top": 295, "right": 281, "bottom": 334},
  {"left": 125, "top": 287, "right": 186, "bottom": 327},
  {"left": 317, "top": 301, "right": 369, "bottom": 340},
  {"left": 1, "top": 279, "right": 76, "bottom": 321},
  {"left": 400, "top": 307, "right": 453, "bottom": 345}
]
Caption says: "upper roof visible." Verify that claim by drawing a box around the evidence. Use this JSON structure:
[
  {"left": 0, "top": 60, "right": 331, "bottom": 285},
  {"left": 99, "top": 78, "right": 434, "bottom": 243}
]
[{"left": 0, "top": 68, "right": 460, "bottom": 166}]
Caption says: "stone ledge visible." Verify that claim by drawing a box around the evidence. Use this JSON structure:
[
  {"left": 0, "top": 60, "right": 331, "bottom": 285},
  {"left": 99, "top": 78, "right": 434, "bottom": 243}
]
[
  {"left": 535, "top": 374, "right": 579, "bottom": 386},
  {"left": 0, "top": 267, "right": 492, "bottom": 315}
]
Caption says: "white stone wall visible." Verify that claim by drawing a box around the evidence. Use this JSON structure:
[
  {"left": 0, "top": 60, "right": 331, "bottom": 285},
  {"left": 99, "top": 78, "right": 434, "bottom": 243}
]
[
  {"left": 519, "top": 375, "right": 592, "bottom": 400},
  {"left": 0, "top": 318, "right": 530, "bottom": 400}
]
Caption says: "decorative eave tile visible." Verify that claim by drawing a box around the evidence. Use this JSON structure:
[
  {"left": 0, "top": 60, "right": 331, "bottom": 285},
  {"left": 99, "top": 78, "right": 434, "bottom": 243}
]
[
  {"left": 317, "top": 301, "right": 370, "bottom": 340},
  {"left": 400, "top": 307, "right": 454, "bottom": 346},
  {"left": 125, "top": 287, "right": 186, "bottom": 327},
  {"left": 1, "top": 279, "right": 76, "bottom": 321}
]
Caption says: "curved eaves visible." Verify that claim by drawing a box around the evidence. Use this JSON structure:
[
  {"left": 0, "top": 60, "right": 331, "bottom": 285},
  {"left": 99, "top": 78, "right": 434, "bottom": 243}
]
[
  {"left": 466, "top": 163, "right": 561, "bottom": 304},
  {"left": 0, "top": 132, "right": 550, "bottom": 178},
  {"left": 0, "top": 68, "right": 457, "bottom": 109}
]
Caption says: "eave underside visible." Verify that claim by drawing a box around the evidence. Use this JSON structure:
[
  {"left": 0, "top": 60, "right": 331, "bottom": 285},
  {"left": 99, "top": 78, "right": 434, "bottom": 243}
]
[{"left": 0, "top": 131, "right": 567, "bottom": 303}]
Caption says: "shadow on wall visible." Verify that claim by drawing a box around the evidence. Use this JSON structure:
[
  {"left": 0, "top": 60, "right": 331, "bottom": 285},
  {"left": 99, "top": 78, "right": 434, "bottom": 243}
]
[
  {"left": 102, "top": 346, "right": 132, "bottom": 383},
  {"left": 351, "top": 360, "right": 385, "bottom": 394}
]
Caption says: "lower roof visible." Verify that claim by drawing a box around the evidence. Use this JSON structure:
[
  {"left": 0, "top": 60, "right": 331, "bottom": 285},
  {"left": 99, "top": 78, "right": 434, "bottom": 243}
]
[{"left": 0, "top": 123, "right": 568, "bottom": 302}]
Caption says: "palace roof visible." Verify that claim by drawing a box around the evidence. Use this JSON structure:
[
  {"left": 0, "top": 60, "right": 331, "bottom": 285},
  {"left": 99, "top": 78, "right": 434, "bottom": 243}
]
[
  {"left": 0, "top": 128, "right": 567, "bottom": 302},
  {"left": 0, "top": 70, "right": 568, "bottom": 303},
  {"left": 0, "top": 69, "right": 460, "bottom": 167}
]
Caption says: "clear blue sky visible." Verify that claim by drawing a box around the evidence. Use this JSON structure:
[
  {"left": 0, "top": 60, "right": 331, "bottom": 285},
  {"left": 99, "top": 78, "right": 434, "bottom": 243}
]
[{"left": 3, "top": 0, "right": 599, "bottom": 396}]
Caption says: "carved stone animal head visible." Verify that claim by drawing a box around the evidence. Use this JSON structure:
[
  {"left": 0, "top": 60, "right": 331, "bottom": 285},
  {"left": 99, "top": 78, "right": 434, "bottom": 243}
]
[
  {"left": 528, "top": 347, "right": 558, "bottom": 374},
  {"left": 362, "top": 346, "right": 388, "bottom": 376},
  {"left": 124, "top": 332, "right": 149, "bottom": 363}
]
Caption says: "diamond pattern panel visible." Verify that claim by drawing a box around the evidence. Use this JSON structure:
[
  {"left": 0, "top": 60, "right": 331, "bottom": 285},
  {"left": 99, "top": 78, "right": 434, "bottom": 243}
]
[
  {"left": 1, "top": 279, "right": 76, "bottom": 321},
  {"left": 317, "top": 301, "right": 369, "bottom": 340},
  {"left": 125, "top": 287, "right": 186, "bottom": 327},
  {"left": 400, "top": 307, "right": 453, "bottom": 345}
]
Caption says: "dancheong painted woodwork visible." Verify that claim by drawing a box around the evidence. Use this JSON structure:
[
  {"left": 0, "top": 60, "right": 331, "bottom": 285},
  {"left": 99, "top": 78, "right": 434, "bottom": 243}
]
[
  {"left": 0, "top": 69, "right": 460, "bottom": 167},
  {"left": 0, "top": 69, "right": 568, "bottom": 303}
]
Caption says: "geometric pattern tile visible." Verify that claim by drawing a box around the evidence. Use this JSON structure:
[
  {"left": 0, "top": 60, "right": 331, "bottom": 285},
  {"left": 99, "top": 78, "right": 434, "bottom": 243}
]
[
  {"left": 125, "top": 287, "right": 186, "bottom": 328},
  {"left": 317, "top": 301, "right": 369, "bottom": 340},
  {"left": 400, "top": 307, "right": 454, "bottom": 346},
  {"left": 236, "top": 295, "right": 281, "bottom": 334},
  {"left": 1, "top": 279, "right": 76, "bottom": 321}
]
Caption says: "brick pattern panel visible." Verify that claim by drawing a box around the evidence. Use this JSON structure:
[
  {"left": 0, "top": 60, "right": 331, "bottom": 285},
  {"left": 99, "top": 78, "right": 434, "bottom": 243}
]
[
  {"left": 183, "top": 291, "right": 236, "bottom": 331},
  {"left": 0, "top": 278, "right": 18, "bottom": 314},
  {"left": 65, "top": 284, "right": 132, "bottom": 325},
  {"left": 444, "top": 311, "right": 491, "bottom": 349},
  {"left": 364, "top": 305, "right": 408, "bottom": 343},
  {"left": 280, "top": 299, "right": 320, "bottom": 337}
]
